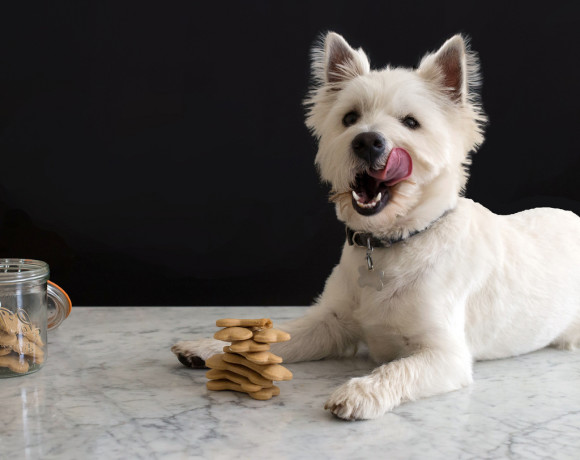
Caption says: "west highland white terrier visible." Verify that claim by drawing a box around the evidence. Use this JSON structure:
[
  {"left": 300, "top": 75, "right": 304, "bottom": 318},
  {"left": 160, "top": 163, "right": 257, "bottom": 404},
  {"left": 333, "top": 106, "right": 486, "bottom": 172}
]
[{"left": 173, "top": 33, "right": 580, "bottom": 420}]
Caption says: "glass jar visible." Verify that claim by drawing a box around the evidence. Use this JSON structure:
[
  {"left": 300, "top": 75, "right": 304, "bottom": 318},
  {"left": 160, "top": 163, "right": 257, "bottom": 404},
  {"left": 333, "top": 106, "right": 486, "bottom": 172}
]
[{"left": 0, "top": 259, "right": 71, "bottom": 378}]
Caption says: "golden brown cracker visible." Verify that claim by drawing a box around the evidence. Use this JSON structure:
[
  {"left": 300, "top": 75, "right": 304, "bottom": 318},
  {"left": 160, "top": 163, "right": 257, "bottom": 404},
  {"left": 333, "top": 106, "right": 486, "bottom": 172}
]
[
  {"left": 0, "top": 308, "right": 44, "bottom": 347},
  {"left": 228, "top": 339, "right": 271, "bottom": 353},
  {"left": 12, "top": 337, "right": 45, "bottom": 363},
  {"left": 0, "top": 308, "right": 19, "bottom": 334},
  {"left": 216, "top": 318, "right": 273, "bottom": 329},
  {"left": 0, "top": 353, "right": 30, "bottom": 373},
  {"left": 205, "top": 369, "right": 263, "bottom": 393},
  {"left": 0, "top": 331, "right": 17, "bottom": 347},
  {"left": 223, "top": 347, "right": 283, "bottom": 364},
  {"left": 222, "top": 352, "right": 293, "bottom": 381},
  {"left": 205, "top": 353, "right": 273, "bottom": 387},
  {"left": 0, "top": 347, "right": 11, "bottom": 356},
  {"left": 252, "top": 328, "right": 291, "bottom": 343},
  {"left": 213, "top": 327, "right": 253, "bottom": 342},
  {"left": 206, "top": 379, "right": 280, "bottom": 400}
]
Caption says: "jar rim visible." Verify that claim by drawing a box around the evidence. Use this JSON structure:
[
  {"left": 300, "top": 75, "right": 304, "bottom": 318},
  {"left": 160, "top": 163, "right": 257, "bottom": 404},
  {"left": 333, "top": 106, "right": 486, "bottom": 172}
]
[{"left": 0, "top": 259, "right": 50, "bottom": 284}]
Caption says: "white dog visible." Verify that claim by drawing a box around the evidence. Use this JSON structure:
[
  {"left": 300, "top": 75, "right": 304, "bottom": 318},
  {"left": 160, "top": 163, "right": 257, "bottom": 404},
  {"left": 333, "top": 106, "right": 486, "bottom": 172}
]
[{"left": 173, "top": 33, "right": 580, "bottom": 420}]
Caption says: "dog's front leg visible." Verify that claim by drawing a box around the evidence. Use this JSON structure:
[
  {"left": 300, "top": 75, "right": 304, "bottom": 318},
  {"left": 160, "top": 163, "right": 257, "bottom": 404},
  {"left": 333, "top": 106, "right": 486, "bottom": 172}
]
[
  {"left": 172, "top": 265, "right": 358, "bottom": 367},
  {"left": 272, "top": 265, "right": 360, "bottom": 363},
  {"left": 325, "top": 344, "right": 473, "bottom": 420}
]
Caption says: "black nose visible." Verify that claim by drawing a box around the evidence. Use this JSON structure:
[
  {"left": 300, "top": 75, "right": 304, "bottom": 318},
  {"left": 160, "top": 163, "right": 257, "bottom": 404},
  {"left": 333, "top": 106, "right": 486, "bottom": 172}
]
[{"left": 351, "top": 132, "right": 386, "bottom": 166}]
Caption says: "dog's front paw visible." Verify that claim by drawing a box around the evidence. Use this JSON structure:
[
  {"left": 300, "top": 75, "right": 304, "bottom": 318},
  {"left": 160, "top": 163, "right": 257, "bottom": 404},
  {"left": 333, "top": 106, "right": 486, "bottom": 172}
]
[
  {"left": 324, "top": 377, "right": 393, "bottom": 421},
  {"left": 171, "top": 338, "right": 223, "bottom": 369}
]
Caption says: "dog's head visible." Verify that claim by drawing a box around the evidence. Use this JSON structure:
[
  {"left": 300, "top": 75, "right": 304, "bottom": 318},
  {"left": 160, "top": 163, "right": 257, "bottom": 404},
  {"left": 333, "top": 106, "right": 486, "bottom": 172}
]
[{"left": 305, "top": 33, "right": 486, "bottom": 236}]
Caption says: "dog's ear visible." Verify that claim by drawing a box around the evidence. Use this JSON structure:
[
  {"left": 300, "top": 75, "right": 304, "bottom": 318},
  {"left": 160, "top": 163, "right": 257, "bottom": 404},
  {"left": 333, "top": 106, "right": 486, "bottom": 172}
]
[
  {"left": 305, "top": 33, "right": 370, "bottom": 136},
  {"left": 418, "top": 35, "right": 478, "bottom": 104},
  {"left": 312, "top": 32, "right": 370, "bottom": 86}
]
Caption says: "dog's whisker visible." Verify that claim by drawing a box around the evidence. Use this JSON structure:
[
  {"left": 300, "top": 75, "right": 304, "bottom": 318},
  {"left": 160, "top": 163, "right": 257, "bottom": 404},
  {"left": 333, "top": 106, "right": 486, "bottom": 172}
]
[{"left": 329, "top": 191, "right": 351, "bottom": 203}]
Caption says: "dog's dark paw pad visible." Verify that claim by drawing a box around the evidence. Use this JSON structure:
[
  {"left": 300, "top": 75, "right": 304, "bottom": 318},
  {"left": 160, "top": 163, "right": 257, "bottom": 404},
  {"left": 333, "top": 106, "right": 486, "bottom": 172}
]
[{"left": 177, "top": 354, "right": 207, "bottom": 369}]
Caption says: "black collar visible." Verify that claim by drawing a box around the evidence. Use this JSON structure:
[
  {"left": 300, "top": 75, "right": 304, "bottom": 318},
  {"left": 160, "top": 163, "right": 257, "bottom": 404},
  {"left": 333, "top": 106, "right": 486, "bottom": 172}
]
[{"left": 346, "top": 209, "right": 452, "bottom": 249}]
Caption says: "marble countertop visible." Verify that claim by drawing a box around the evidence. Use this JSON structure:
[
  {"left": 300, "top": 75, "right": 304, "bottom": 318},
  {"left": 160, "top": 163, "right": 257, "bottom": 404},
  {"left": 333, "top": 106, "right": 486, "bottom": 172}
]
[{"left": 1, "top": 306, "right": 580, "bottom": 459}]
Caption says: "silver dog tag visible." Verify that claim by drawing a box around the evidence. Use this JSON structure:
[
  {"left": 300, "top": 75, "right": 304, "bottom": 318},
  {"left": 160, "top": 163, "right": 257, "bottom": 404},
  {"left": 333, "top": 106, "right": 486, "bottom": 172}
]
[
  {"left": 357, "top": 265, "right": 386, "bottom": 291},
  {"left": 355, "top": 236, "right": 385, "bottom": 290}
]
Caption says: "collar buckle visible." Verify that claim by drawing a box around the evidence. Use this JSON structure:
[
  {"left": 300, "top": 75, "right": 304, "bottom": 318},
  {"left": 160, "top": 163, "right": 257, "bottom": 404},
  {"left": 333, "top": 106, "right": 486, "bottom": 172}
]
[{"left": 351, "top": 231, "right": 367, "bottom": 248}]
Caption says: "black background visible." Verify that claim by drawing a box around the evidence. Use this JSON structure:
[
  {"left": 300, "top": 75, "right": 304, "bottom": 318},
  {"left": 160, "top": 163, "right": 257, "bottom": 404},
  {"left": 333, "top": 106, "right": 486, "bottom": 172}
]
[{"left": 1, "top": 2, "right": 579, "bottom": 306}]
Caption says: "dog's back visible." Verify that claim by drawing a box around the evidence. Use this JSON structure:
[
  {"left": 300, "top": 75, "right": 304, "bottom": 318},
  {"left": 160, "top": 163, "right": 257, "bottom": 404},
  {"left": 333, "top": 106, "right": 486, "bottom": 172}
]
[{"left": 455, "top": 199, "right": 580, "bottom": 359}]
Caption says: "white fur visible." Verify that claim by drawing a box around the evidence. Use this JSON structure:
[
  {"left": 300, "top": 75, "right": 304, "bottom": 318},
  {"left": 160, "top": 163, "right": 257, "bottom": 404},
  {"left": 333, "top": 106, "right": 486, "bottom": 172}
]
[{"left": 173, "top": 33, "right": 580, "bottom": 420}]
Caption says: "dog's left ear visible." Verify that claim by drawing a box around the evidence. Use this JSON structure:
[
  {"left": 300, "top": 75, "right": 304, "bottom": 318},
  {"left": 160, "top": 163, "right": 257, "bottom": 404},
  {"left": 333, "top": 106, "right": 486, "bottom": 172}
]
[{"left": 418, "top": 35, "right": 475, "bottom": 104}]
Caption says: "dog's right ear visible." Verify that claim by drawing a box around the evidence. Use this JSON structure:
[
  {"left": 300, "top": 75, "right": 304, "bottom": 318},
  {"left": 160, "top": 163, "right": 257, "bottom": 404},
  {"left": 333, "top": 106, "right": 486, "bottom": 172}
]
[
  {"left": 305, "top": 33, "right": 369, "bottom": 136},
  {"left": 312, "top": 32, "right": 370, "bottom": 86}
]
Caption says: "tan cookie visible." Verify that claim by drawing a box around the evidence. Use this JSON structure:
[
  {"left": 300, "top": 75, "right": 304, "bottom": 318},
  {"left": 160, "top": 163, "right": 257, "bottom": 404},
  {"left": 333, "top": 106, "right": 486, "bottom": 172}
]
[
  {"left": 0, "top": 308, "right": 19, "bottom": 334},
  {"left": 0, "top": 347, "right": 11, "bottom": 356},
  {"left": 228, "top": 339, "right": 270, "bottom": 353},
  {"left": 252, "top": 328, "right": 291, "bottom": 343},
  {"left": 206, "top": 369, "right": 263, "bottom": 393},
  {"left": 206, "top": 379, "right": 280, "bottom": 400},
  {"left": 18, "top": 323, "right": 44, "bottom": 347},
  {"left": 0, "top": 353, "right": 30, "bottom": 373},
  {"left": 0, "top": 331, "right": 17, "bottom": 347},
  {"left": 223, "top": 347, "right": 282, "bottom": 365},
  {"left": 0, "top": 308, "right": 44, "bottom": 346},
  {"left": 12, "top": 338, "right": 45, "bottom": 364},
  {"left": 216, "top": 318, "right": 273, "bottom": 329},
  {"left": 205, "top": 354, "right": 273, "bottom": 387},
  {"left": 213, "top": 327, "right": 253, "bottom": 342},
  {"left": 222, "top": 352, "right": 293, "bottom": 381}
]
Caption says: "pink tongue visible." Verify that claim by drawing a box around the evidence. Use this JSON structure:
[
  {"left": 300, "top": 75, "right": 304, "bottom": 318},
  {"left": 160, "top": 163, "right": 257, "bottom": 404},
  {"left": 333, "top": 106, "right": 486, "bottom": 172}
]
[{"left": 367, "top": 147, "right": 412, "bottom": 186}]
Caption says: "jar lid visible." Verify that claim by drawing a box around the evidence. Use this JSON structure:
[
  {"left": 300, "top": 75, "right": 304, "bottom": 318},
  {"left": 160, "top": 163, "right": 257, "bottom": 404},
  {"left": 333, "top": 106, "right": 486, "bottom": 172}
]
[
  {"left": 0, "top": 259, "right": 49, "bottom": 284},
  {"left": 47, "top": 280, "right": 72, "bottom": 330}
]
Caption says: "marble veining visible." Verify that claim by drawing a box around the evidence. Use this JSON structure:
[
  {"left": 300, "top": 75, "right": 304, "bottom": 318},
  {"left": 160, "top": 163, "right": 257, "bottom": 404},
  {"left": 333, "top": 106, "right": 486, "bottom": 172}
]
[{"left": 1, "top": 307, "right": 579, "bottom": 459}]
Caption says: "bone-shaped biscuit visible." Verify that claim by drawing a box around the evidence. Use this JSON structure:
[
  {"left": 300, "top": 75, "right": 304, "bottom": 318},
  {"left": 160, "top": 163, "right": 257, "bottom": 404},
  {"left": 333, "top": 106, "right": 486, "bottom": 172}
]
[
  {"left": 223, "top": 347, "right": 282, "bottom": 365},
  {"left": 0, "top": 331, "right": 17, "bottom": 347},
  {"left": 222, "top": 352, "right": 293, "bottom": 381},
  {"left": 228, "top": 339, "right": 270, "bottom": 353},
  {"left": 216, "top": 318, "right": 273, "bottom": 329},
  {"left": 0, "top": 353, "right": 30, "bottom": 373},
  {"left": 206, "top": 379, "right": 280, "bottom": 400},
  {"left": 0, "top": 347, "right": 11, "bottom": 356},
  {"left": 18, "top": 323, "right": 44, "bottom": 347},
  {"left": 0, "top": 309, "right": 19, "bottom": 334},
  {"left": 205, "top": 354, "right": 273, "bottom": 387},
  {"left": 11, "top": 337, "right": 45, "bottom": 363},
  {"left": 206, "top": 369, "right": 263, "bottom": 393},
  {"left": 213, "top": 327, "right": 253, "bottom": 342},
  {"left": 252, "top": 328, "right": 291, "bottom": 343},
  {"left": 0, "top": 308, "right": 44, "bottom": 346}
]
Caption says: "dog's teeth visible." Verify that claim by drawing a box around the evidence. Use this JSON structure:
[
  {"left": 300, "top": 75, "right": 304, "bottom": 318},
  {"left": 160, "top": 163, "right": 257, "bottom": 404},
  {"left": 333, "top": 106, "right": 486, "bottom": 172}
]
[{"left": 353, "top": 191, "right": 383, "bottom": 209}]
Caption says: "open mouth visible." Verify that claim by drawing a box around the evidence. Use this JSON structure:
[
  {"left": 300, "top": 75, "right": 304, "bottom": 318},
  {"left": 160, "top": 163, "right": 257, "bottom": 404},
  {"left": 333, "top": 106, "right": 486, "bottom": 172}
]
[
  {"left": 351, "top": 174, "right": 391, "bottom": 215},
  {"left": 351, "top": 147, "right": 413, "bottom": 216}
]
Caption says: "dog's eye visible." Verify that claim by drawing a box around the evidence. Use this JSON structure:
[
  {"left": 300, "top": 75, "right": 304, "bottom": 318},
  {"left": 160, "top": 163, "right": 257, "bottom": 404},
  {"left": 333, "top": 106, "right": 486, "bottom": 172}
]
[
  {"left": 342, "top": 111, "right": 359, "bottom": 127},
  {"left": 402, "top": 116, "right": 420, "bottom": 129}
]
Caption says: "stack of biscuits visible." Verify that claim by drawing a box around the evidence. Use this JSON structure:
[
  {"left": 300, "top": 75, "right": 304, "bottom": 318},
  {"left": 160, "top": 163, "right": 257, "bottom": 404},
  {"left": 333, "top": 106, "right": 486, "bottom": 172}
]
[
  {"left": 206, "top": 318, "right": 292, "bottom": 400},
  {"left": 0, "top": 307, "right": 44, "bottom": 374}
]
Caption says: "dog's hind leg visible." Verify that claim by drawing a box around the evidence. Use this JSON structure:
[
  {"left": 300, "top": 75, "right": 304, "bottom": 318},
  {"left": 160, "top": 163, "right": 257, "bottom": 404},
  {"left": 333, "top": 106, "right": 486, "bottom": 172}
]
[
  {"left": 551, "top": 316, "right": 580, "bottom": 351},
  {"left": 171, "top": 338, "right": 225, "bottom": 368}
]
